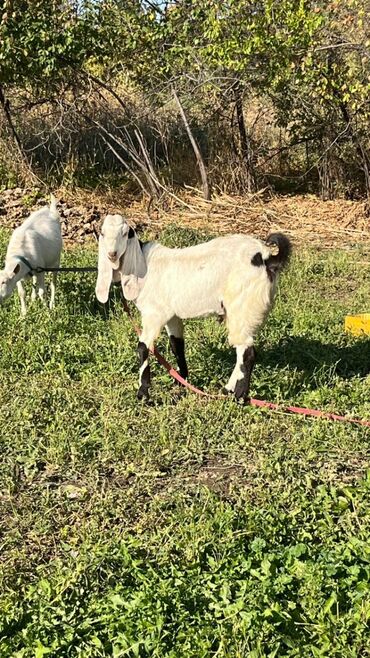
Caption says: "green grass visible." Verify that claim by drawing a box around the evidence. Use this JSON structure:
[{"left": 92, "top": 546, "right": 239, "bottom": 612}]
[{"left": 0, "top": 225, "right": 369, "bottom": 658}]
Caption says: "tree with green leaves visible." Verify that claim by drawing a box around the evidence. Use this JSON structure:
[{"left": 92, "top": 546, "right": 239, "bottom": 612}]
[{"left": 0, "top": 0, "right": 369, "bottom": 200}]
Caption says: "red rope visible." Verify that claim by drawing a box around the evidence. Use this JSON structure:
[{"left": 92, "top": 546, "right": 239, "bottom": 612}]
[
  {"left": 126, "top": 306, "right": 370, "bottom": 429},
  {"left": 248, "top": 397, "right": 370, "bottom": 428}
]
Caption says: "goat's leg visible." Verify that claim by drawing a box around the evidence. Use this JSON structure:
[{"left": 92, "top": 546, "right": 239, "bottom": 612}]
[
  {"left": 224, "top": 342, "right": 256, "bottom": 404},
  {"left": 233, "top": 344, "right": 256, "bottom": 404},
  {"left": 17, "top": 281, "right": 27, "bottom": 316},
  {"left": 36, "top": 272, "right": 46, "bottom": 304},
  {"left": 165, "top": 316, "right": 188, "bottom": 379},
  {"left": 137, "top": 317, "right": 163, "bottom": 401},
  {"left": 137, "top": 341, "right": 150, "bottom": 400},
  {"left": 31, "top": 275, "right": 37, "bottom": 301},
  {"left": 224, "top": 293, "right": 265, "bottom": 403},
  {"left": 49, "top": 272, "right": 57, "bottom": 309}
]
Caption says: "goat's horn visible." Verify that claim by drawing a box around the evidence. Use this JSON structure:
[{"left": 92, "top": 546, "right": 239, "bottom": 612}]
[{"left": 267, "top": 243, "right": 279, "bottom": 256}]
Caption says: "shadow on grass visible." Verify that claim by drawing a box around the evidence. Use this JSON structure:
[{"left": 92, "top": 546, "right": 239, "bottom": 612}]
[
  {"left": 202, "top": 335, "right": 370, "bottom": 386},
  {"left": 60, "top": 275, "right": 127, "bottom": 319},
  {"left": 261, "top": 335, "right": 370, "bottom": 379}
]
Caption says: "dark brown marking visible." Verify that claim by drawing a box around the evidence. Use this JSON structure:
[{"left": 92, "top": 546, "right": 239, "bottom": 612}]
[
  {"left": 264, "top": 233, "right": 292, "bottom": 281},
  {"left": 251, "top": 252, "right": 263, "bottom": 267},
  {"left": 169, "top": 335, "right": 188, "bottom": 379},
  {"left": 234, "top": 346, "right": 256, "bottom": 404},
  {"left": 137, "top": 341, "right": 150, "bottom": 400}
]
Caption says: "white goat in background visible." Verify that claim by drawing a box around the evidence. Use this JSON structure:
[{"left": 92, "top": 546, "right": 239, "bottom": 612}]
[
  {"left": 96, "top": 214, "right": 291, "bottom": 404},
  {"left": 0, "top": 195, "right": 62, "bottom": 316}
]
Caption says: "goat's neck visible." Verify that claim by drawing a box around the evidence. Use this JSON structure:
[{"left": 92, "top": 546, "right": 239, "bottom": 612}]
[{"left": 7, "top": 259, "right": 31, "bottom": 282}]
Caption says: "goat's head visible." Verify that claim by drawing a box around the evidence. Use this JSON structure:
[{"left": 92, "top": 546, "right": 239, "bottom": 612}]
[
  {"left": 96, "top": 214, "right": 147, "bottom": 304},
  {"left": 0, "top": 262, "right": 22, "bottom": 303},
  {"left": 100, "top": 214, "right": 130, "bottom": 269}
]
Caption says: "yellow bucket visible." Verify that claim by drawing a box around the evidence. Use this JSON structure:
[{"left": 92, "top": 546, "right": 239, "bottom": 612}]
[{"left": 344, "top": 313, "right": 370, "bottom": 336}]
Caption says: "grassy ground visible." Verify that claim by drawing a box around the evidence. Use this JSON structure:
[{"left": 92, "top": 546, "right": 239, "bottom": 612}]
[{"left": 0, "top": 225, "right": 369, "bottom": 658}]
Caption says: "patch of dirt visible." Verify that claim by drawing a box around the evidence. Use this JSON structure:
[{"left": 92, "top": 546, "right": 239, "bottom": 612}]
[
  {"left": 0, "top": 186, "right": 369, "bottom": 249},
  {"left": 195, "top": 459, "right": 245, "bottom": 494},
  {"left": 318, "top": 454, "right": 370, "bottom": 484},
  {"left": 171, "top": 456, "right": 259, "bottom": 496}
]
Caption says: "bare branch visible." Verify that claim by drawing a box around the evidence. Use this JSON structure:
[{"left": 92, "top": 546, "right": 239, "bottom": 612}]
[{"left": 172, "top": 86, "right": 211, "bottom": 200}]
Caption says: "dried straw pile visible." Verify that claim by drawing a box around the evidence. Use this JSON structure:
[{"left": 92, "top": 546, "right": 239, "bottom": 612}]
[
  {"left": 0, "top": 187, "right": 369, "bottom": 249},
  {"left": 130, "top": 189, "right": 370, "bottom": 249}
]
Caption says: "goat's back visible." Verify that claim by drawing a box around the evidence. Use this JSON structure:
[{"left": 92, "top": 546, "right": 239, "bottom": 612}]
[
  {"left": 7, "top": 206, "right": 62, "bottom": 267},
  {"left": 145, "top": 234, "right": 271, "bottom": 279},
  {"left": 138, "top": 234, "right": 275, "bottom": 320}
]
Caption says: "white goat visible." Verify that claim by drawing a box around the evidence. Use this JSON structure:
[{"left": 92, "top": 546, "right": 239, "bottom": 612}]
[
  {"left": 96, "top": 214, "right": 291, "bottom": 403},
  {"left": 0, "top": 195, "right": 62, "bottom": 316}
]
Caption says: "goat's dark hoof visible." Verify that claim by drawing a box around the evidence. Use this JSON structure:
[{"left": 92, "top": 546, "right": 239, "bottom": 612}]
[
  {"left": 221, "top": 387, "right": 233, "bottom": 396},
  {"left": 137, "top": 387, "right": 150, "bottom": 402},
  {"left": 234, "top": 394, "right": 250, "bottom": 406}
]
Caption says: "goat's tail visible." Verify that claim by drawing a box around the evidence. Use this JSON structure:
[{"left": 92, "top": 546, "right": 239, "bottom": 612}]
[
  {"left": 264, "top": 233, "right": 292, "bottom": 275},
  {"left": 49, "top": 193, "right": 59, "bottom": 218}
]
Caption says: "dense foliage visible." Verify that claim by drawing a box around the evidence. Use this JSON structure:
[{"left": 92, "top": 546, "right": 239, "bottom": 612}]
[{"left": 0, "top": 1, "right": 370, "bottom": 197}]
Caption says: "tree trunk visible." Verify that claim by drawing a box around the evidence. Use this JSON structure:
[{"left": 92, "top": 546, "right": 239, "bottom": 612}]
[
  {"left": 0, "top": 86, "right": 30, "bottom": 168},
  {"left": 319, "top": 152, "right": 330, "bottom": 200},
  {"left": 319, "top": 135, "right": 334, "bottom": 201},
  {"left": 234, "top": 87, "right": 256, "bottom": 193},
  {"left": 0, "top": 86, "right": 42, "bottom": 186},
  {"left": 172, "top": 87, "right": 211, "bottom": 200}
]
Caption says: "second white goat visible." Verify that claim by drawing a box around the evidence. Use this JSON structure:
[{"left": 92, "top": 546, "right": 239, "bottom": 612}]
[
  {"left": 96, "top": 214, "right": 291, "bottom": 403},
  {"left": 0, "top": 195, "right": 63, "bottom": 316}
]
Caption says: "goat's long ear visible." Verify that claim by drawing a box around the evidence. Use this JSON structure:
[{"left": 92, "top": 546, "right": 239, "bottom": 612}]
[
  {"left": 95, "top": 235, "right": 113, "bottom": 303},
  {"left": 121, "top": 230, "right": 147, "bottom": 278},
  {"left": 121, "top": 274, "right": 144, "bottom": 301}
]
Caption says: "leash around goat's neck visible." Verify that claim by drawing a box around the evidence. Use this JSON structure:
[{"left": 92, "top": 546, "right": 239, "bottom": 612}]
[
  {"left": 13, "top": 258, "right": 98, "bottom": 275},
  {"left": 14, "top": 256, "right": 35, "bottom": 276}
]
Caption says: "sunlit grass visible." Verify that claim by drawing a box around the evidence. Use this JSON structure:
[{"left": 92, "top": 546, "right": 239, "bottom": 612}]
[{"left": 0, "top": 227, "right": 369, "bottom": 657}]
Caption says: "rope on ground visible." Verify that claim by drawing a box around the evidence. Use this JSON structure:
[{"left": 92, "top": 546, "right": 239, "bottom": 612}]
[{"left": 124, "top": 304, "right": 370, "bottom": 429}]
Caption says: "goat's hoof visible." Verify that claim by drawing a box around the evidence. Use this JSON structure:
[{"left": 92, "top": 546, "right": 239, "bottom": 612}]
[
  {"left": 137, "top": 387, "right": 150, "bottom": 402},
  {"left": 221, "top": 387, "right": 233, "bottom": 396},
  {"left": 234, "top": 394, "right": 250, "bottom": 406}
]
